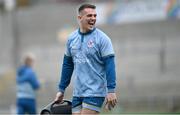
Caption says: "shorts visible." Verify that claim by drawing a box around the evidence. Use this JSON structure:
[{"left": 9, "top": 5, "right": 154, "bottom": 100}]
[
  {"left": 17, "top": 98, "right": 36, "bottom": 114},
  {"left": 72, "top": 97, "right": 105, "bottom": 113}
]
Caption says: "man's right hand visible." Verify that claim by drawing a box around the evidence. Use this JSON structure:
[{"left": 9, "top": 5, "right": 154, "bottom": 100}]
[{"left": 54, "top": 92, "right": 64, "bottom": 103}]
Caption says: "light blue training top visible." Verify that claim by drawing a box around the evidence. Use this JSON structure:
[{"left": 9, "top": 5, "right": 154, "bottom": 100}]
[{"left": 65, "top": 28, "right": 115, "bottom": 97}]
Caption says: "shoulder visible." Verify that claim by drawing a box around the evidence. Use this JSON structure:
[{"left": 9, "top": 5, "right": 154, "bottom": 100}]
[
  {"left": 17, "top": 66, "right": 34, "bottom": 75},
  {"left": 65, "top": 29, "right": 79, "bottom": 47},
  {"left": 95, "top": 28, "right": 111, "bottom": 40},
  {"left": 95, "top": 28, "right": 111, "bottom": 43},
  {"left": 96, "top": 28, "right": 109, "bottom": 37},
  {"left": 67, "top": 29, "right": 79, "bottom": 41}
]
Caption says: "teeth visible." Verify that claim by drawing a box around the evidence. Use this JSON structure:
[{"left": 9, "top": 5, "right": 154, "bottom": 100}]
[{"left": 89, "top": 22, "right": 94, "bottom": 25}]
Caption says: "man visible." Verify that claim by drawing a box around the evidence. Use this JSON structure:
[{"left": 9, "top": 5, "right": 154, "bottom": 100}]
[
  {"left": 16, "top": 53, "right": 40, "bottom": 114},
  {"left": 55, "top": 4, "right": 117, "bottom": 114}
]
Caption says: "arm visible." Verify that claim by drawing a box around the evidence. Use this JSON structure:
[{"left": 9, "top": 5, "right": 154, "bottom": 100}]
[
  {"left": 29, "top": 71, "right": 40, "bottom": 90},
  {"left": 102, "top": 55, "right": 116, "bottom": 93},
  {"left": 99, "top": 32, "right": 117, "bottom": 110},
  {"left": 55, "top": 38, "right": 73, "bottom": 102},
  {"left": 55, "top": 55, "right": 74, "bottom": 103},
  {"left": 103, "top": 55, "right": 117, "bottom": 110},
  {"left": 58, "top": 55, "right": 74, "bottom": 93},
  {"left": 99, "top": 33, "right": 116, "bottom": 92}
]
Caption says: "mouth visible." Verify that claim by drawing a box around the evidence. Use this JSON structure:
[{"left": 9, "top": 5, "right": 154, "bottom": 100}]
[{"left": 88, "top": 20, "right": 95, "bottom": 26}]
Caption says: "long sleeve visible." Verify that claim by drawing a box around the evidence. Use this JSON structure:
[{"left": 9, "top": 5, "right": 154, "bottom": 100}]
[
  {"left": 58, "top": 55, "right": 74, "bottom": 93},
  {"left": 102, "top": 55, "right": 116, "bottom": 93},
  {"left": 29, "top": 72, "right": 40, "bottom": 90}
]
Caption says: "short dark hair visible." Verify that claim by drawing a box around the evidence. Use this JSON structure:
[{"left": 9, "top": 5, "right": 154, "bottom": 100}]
[{"left": 78, "top": 4, "right": 96, "bottom": 14}]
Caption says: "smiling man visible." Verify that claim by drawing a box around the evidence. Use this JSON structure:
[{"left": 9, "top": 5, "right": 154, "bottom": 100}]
[{"left": 55, "top": 4, "right": 117, "bottom": 114}]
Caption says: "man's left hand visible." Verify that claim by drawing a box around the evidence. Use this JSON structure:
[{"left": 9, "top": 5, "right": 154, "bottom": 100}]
[{"left": 105, "top": 93, "right": 117, "bottom": 110}]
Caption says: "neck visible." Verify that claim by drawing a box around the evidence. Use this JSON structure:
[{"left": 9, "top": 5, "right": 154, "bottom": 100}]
[
  {"left": 78, "top": 27, "right": 95, "bottom": 35},
  {"left": 80, "top": 26, "right": 93, "bottom": 33}
]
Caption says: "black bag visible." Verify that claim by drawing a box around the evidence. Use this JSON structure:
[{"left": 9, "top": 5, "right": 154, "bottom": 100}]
[{"left": 40, "top": 100, "right": 72, "bottom": 114}]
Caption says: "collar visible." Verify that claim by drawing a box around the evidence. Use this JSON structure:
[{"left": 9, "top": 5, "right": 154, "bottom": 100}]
[{"left": 78, "top": 28, "right": 96, "bottom": 35}]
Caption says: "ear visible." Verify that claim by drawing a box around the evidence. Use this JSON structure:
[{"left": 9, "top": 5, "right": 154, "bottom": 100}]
[{"left": 78, "top": 15, "right": 82, "bottom": 20}]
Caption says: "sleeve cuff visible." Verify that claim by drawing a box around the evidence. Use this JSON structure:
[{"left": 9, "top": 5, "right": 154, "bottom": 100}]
[
  {"left": 59, "top": 88, "right": 65, "bottom": 94},
  {"left": 108, "top": 88, "right": 115, "bottom": 93}
]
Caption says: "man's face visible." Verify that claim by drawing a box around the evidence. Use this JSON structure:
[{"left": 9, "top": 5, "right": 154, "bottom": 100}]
[{"left": 78, "top": 8, "right": 97, "bottom": 31}]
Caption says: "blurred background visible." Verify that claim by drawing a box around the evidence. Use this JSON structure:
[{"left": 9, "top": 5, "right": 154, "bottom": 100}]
[{"left": 0, "top": 0, "right": 180, "bottom": 114}]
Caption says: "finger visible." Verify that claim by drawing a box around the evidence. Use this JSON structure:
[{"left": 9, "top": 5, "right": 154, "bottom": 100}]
[
  {"left": 114, "top": 98, "right": 117, "bottom": 104},
  {"left": 112, "top": 100, "right": 116, "bottom": 107},
  {"left": 108, "top": 103, "right": 112, "bottom": 110},
  {"left": 54, "top": 98, "right": 59, "bottom": 103},
  {"left": 107, "top": 99, "right": 114, "bottom": 109},
  {"left": 110, "top": 101, "right": 115, "bottom": 108},
  {"left": 105, "top": 103, "right": 109, "bottom": 110},
  {"left": 105, "top": 103, "right": 112, "bottom": 111},
  {"left": 113, "top": 98, "right": 117, "bottom": 105},
  {"left": 54, "top": 97, "right": 58, "bottom": 102},
  {"left": 54, "top": 96, "right": 62, "bottom": 103},
  {"left": 110, "top": 98, "right": 117, "bottom": 108},
  {"left": 105, "top": 97, "right": 108, "bottom": 104}
]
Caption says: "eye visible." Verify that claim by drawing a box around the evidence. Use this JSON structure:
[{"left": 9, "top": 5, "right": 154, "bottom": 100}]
[
  {"left": 86, "top": 14, "right": 97, "bottom": 18},
  {"left": 87, "top": 14, "right": 92, "bottom": 17}
]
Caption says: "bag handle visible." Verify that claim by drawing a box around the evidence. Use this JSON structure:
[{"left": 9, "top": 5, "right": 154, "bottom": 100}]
[{"left": 51, "top": 100, "right": 71, "bottom": 109}]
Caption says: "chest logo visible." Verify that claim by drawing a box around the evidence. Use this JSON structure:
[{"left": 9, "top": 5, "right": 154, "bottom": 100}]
[{"left": 87, "top": 40, "right": 94, "bottom": 48}]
